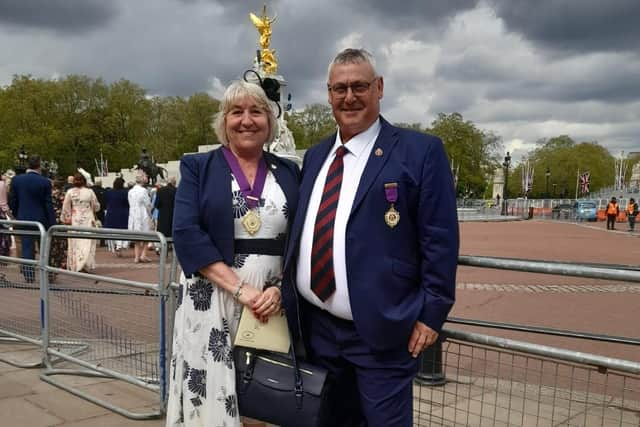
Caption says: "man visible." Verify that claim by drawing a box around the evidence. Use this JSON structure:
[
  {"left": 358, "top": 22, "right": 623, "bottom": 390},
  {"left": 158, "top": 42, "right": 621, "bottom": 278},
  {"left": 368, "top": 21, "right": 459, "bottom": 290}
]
[
  {"left": 154, "top": 176, "right": 177, "bottom": 241},
  {"left": 627, "top": 197, "right": 638, "bottom": 232},
  {"left": 91, "top": 178, "right": 107, "bottom": 246},
  {"left": 606, "top": 196, "right": 619, "bottom": 230},
  {"left": 283, "top": 48, "right": 459, "bottom": 426},
  {"left": 8, "top": 155, "right": 56, "bottom": 282}
]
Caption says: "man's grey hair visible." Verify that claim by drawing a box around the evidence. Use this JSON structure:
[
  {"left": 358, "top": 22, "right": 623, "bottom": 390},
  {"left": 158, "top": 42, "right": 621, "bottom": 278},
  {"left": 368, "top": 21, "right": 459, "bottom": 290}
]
[
  {"left": 167, "top": 176, "right": 177, "bottom": 186},
  {"left": 212, "top": 80, "right": 278, "bottom": 147},
  {"left": 327, "top": 48, "right": 379, "bottom": 82}
]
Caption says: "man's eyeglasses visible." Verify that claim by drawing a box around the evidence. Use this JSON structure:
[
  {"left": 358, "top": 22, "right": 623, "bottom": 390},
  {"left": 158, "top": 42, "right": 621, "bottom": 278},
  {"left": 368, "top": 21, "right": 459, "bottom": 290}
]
[{"left": 327, "top": 77, "right": 378, "bottom": 98}]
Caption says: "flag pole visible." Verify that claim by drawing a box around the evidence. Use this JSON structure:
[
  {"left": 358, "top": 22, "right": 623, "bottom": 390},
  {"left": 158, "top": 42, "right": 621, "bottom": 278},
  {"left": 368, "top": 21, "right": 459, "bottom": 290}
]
[{"left": 575, "top": 169, "right": 580, "bottom": 200}]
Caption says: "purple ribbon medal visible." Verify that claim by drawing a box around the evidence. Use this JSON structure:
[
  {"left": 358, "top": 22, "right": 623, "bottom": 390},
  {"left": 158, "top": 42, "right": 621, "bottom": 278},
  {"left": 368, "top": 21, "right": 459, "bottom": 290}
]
[
  {"left": 222, "top": 147, "right": 268, "bottom": 235},
  {"left": 384, "top": 182, "right": 400, "bottom": 228}
]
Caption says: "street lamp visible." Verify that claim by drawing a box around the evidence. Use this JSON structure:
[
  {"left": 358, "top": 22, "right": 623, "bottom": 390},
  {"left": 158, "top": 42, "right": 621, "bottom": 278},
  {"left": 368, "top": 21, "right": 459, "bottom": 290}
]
[
  {"left": 545, "top": 167, "right": 551, "bottom": 198},
  {"left": 16, "top": 145, "right": 28, "bottom": 175},
  {"left": 501, "top": 152, "right": 511, "bottom": 215}
]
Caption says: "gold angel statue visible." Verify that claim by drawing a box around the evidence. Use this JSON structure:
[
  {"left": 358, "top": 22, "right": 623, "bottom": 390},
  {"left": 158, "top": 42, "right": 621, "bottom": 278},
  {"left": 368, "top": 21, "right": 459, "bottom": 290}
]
[{"left": 250, "top": 4, "right": 278, "bottom": 74}]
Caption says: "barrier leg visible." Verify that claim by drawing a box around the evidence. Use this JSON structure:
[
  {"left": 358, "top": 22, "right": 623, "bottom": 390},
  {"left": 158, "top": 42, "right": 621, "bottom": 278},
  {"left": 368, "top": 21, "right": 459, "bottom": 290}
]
[{"left": 415, "top": 340, "right": 446, "bottom": 386}]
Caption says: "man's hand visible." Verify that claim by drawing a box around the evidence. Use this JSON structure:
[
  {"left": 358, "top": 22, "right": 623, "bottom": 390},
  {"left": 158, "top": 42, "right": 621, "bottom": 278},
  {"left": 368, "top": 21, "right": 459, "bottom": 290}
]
[{"left": 408, "top": 321, "right": 438, "bottom": 358}]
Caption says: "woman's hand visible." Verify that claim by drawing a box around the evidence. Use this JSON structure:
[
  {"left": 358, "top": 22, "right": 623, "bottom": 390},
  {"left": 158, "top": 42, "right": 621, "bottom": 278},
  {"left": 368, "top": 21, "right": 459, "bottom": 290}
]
[
  {"left": 251, "top": 286, "right": 282, "bottom": 323},
  {"left": 236, "top": 284, "right": 263, "bottom": 309}
]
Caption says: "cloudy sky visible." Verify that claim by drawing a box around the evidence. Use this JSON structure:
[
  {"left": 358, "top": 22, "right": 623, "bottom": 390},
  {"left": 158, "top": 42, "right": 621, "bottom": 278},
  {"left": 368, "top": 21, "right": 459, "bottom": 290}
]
[{"left": 1, "top": 0, "right": 639, "bottom": 161}]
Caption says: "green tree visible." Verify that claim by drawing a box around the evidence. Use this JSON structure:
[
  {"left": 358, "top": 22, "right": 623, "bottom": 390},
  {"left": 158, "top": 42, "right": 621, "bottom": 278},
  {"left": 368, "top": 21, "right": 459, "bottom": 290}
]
[
  {"left": 520, "top": 136, "right": 615, "bottom": 198},
  {"left": 428, "top": 113, "right": 502, "bottom": 198},
  {"left": 288, "top": 103, "right": 336, "bottom": 149}
]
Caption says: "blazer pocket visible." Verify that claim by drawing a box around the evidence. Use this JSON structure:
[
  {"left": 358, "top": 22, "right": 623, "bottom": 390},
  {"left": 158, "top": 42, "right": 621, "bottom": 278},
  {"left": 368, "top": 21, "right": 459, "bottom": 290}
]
[{"left": 392, "top": 258, "right": 418, "bottom": 280}]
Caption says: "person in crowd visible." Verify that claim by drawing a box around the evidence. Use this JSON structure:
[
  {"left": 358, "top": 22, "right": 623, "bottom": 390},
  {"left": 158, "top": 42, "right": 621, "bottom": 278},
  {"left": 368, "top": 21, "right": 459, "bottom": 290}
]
[
  {"left": 103, "top": 177, "right": 130, "bottom": 256},
  {"left": 627, "top": 197, "right": 638, "bottom": 232},
  {"left": 147, "top": 183, "right": 161, "bottom": 253},
  {"left": 127, "top": 173, "right": 153, "bottom": 263},
  {"left": 606, "top": 196, "right": 619, "bottom": 230},
  {"left": 8, "top": 156, "right": 56, "bottom": 282},
  {"left": 154, "top": 176, "right": 177, "bottom": 241},
  {"left": 61, "top": 172, "right": 100, "bottom": 273},
  {"left": 49, "top": 178, "right": 68, "bottom": 273},
  {"left": 63, "top": 175, "right": 74, "bottom": 192},
  {"left": 91, "top": 178, "right": 107, "bottom": 247},
  {"left": 282, "top": 48, "right": 459, "bottom": 426},
  {"left": 0, "top": 172, "right": 13, "bottom": 258},
  {"left": 165, "top": 80, "right": 300, "bottom": 426}
]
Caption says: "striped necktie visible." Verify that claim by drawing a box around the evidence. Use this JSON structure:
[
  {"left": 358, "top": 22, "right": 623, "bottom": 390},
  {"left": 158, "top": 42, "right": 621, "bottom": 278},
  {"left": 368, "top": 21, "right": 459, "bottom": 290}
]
[{"left": 311, "top": 145, "right": 348, "bottom": 301}]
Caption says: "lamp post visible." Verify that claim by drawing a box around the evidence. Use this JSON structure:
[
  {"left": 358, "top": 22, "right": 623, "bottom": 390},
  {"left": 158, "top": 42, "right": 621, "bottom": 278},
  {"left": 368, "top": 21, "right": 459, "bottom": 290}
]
[
  {"left": 501, "top": 152, "right": 511, "bottom": 215},
  {"left": 16, "top": 145, "right": 28, "bottom": 175},
  {"left": 545, "top": 167, "right": 551, "bottom": 198},
  {"left": 552, "top": 183, "right": 557, "bottom": 197}
]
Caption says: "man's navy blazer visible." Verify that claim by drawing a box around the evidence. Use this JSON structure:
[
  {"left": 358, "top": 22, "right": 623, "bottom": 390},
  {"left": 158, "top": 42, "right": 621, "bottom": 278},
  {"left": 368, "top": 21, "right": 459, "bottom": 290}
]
[
  {"left": 8, "top": 171, "right": 56, "bottom": 228},
  {"left": 283, "top": 117, "right": 459, "bottom": 352},
  {"left": 172, "top": 147, "right": 300, "bottom": 277}
]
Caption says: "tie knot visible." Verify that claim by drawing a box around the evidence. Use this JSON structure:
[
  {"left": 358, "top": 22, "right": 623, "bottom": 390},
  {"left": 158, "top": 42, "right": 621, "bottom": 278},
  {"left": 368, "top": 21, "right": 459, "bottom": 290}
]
[{"left": 335, "top": 145, "right": 348, "bottom": 158}]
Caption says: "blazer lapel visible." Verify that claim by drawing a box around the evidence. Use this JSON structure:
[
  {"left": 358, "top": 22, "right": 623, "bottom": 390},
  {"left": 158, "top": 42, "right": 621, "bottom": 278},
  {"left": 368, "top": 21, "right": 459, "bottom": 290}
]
[
  {"left": 350, "top": 118, "right": 398, "bottom": 215},
  {"left": 209, "top": 148, "right": 235, "bottom": 242}
]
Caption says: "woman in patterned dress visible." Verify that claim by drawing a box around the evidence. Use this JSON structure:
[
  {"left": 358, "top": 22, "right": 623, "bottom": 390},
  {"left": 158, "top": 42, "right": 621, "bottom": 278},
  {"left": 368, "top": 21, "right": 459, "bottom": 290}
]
[
  {"left": 166, "top": 81, "right": 300, "bottom": 427},
  {"left": 61, "top": 173, "right": 100, "bottom": 272}
]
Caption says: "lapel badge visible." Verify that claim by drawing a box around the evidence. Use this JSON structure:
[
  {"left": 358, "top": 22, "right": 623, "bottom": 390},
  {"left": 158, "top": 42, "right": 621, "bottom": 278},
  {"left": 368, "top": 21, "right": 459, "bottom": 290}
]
[
  {"left": 374, "top": 147, "right": 383, "bottom": 157},
  {"left": 270, "top": 163, "right": 277, "bottom": 170}
]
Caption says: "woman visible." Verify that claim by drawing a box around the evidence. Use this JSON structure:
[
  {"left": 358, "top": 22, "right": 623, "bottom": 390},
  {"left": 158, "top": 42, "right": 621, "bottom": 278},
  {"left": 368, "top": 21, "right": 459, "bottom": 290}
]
[
  {"left": 62, "top": 172, "right": 100, "bottom": 272},
  {"left": 127, "top": 173, "right": 152, "bottom": 263},
  {"left": 103, "top": 177, "right": 130, "bottom": 256},
  {"left": 165, "top": 81, "right": 299, "bottom": 427}
]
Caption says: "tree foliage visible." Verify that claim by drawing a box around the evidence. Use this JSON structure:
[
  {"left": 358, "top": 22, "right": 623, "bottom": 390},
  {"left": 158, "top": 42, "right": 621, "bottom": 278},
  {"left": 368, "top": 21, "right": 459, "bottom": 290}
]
[
  {"left": 0, "top": 75, "right": 219, "bottom": 175},
  {"left": 427, "top": 113, "right": 503, "bottom": 198},
  {"left": 287, "top": 103, "right": 336, "bottom": 149},
  {"left": 513, "top": 136, "right": 616, "bottom": 198}
]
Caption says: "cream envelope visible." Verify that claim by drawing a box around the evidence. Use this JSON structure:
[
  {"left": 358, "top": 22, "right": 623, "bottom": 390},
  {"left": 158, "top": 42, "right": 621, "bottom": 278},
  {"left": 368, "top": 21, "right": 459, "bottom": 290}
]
[{"left": 234, "top": 306, "right": 291, "bottom": 354}]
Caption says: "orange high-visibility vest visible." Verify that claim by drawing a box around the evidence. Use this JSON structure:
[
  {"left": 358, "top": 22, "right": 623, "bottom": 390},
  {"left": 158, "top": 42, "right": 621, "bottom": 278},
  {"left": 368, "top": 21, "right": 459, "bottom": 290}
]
[{"left": 607, "top": 203, "right": 618, "bottom": 215}]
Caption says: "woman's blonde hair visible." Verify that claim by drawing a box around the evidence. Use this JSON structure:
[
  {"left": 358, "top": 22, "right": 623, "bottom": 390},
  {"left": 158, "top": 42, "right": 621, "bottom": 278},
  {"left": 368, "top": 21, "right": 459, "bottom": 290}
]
[{"left": 213, "top": 80, "right": 278, "bottom": 146}]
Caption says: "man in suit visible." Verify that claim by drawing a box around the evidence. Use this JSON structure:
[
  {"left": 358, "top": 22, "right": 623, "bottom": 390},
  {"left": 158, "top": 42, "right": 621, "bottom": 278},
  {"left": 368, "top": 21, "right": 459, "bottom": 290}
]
[
  {"left": 9, "top": 155, "right": 56, "bottom": 282},
  {"left": 154, "top": 176, "right": 177, "bottom": 240},
  {"left": 283, "top": 48, "right": 459, "bottom": 426}
]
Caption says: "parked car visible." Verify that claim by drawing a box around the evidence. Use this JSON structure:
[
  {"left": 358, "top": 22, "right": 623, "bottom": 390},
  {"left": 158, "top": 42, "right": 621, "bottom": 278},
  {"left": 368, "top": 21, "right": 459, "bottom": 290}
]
[
  {"left": 575, "top": 200, "right": 598, "bottom": 221},
  {"left": 552, "top": 203, "right": 575, "bottom": 220}
]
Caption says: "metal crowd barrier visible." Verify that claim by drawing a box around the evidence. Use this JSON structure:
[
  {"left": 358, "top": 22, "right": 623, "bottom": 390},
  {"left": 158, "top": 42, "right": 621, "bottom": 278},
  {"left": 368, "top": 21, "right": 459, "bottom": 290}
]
[
  {"left": 413, "top": 255, "right": 640, "bottom": 426},
  {"left": 39, "top": 225, "right": 169, "bottom": 420},
  {"left": 0, "top": 219, "right": 47, "bottom": 368}
]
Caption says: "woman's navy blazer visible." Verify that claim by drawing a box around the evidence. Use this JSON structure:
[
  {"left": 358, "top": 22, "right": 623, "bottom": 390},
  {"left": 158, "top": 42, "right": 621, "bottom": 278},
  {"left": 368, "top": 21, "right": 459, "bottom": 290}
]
[{"left": 172, "top": 147, "right": 300, "bottom": 276}]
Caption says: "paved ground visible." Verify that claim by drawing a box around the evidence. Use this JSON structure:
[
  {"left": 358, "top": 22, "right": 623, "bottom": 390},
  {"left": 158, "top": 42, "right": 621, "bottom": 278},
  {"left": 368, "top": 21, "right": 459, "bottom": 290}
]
[{"left": 1, "top": 219, "right": 638, "bottom": 426}]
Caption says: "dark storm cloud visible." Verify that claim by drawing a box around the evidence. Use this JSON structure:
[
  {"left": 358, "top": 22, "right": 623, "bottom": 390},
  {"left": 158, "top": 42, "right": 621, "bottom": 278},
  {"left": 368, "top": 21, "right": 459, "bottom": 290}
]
[
  {"left": 0, "top": 0, "right": 117, "bottom": 34},
  {"left": 357, "top": 0, "right": 481, "bottom": 29},
  {"left": 490, "top": 0, "right": 640, "bottom": 53}
]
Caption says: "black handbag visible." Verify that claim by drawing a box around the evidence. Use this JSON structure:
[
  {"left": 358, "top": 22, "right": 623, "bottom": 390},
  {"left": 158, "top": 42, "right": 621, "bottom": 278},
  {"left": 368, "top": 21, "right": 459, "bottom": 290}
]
[{"left": 234, "top": 340, "right": 331, "bottom": 427}]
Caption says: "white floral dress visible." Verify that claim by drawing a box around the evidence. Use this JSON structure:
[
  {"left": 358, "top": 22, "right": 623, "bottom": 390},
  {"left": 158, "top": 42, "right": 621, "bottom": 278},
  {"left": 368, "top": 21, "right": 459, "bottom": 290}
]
[{"left": 166, "top": 171, "right": 288, "bottom": 427}]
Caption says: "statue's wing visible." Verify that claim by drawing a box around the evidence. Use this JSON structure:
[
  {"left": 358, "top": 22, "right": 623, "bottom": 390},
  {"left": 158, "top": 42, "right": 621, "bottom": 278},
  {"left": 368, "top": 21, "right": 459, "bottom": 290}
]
[{"left": 249, "top": 13, "right": 263, "bottom": 27}]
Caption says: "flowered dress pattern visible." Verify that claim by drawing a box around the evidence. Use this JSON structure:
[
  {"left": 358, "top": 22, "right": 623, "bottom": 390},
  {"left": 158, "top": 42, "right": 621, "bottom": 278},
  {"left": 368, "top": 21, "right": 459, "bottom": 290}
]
[
  {"left": 128, "top": 184, "right": 152, "bottom": 232},
  {"left": 62, "top": 187, "right": 99, "bottom": 272},
  {"left": 166, "top": 171, "right": 288, "bottom": 427}
]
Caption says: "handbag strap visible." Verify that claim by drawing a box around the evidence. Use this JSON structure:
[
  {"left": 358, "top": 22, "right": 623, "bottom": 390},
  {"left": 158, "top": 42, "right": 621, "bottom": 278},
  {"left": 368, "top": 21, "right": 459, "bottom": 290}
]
[{"left": 286, "top": 320, "right": 304, "bottom": 407}]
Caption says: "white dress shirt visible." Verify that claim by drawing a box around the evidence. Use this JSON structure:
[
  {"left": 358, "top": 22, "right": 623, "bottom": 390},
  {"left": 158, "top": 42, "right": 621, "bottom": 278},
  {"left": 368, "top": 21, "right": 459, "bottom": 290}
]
[{"left": 297, "top": 119, "right": 381, "bottom": 320}]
